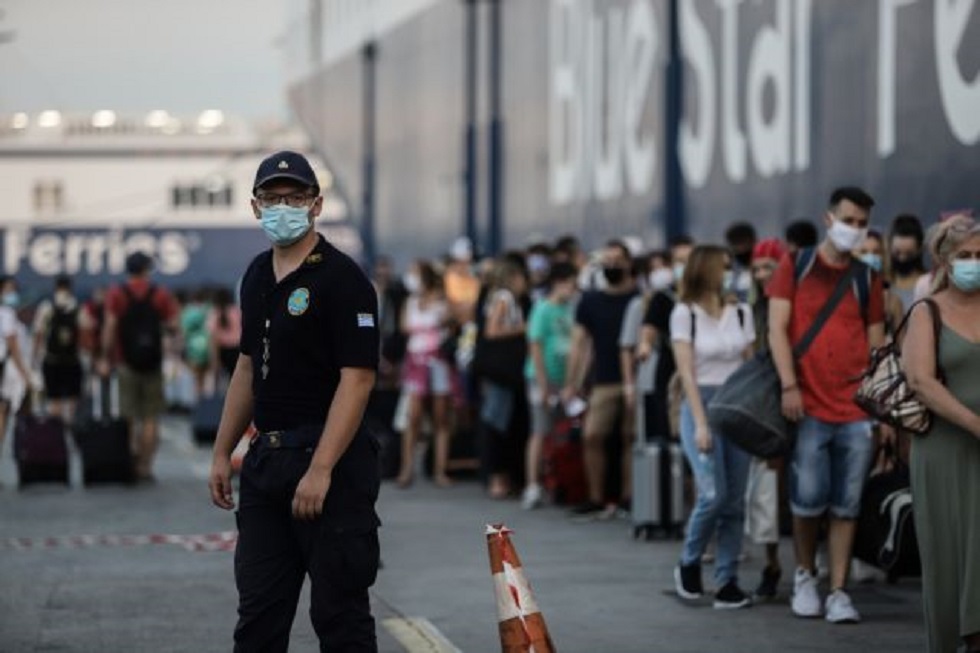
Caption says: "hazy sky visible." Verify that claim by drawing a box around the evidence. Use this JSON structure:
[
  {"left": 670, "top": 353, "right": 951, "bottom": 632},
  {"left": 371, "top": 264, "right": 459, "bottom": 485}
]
[{"left": 0, "top": 0, "right": 294, "bottom": 121}]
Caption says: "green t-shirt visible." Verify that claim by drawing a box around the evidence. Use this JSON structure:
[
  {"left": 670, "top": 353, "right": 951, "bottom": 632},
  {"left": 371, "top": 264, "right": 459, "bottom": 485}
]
[{"left": 524, "top": 298, "right": 573, "bottom": 384}]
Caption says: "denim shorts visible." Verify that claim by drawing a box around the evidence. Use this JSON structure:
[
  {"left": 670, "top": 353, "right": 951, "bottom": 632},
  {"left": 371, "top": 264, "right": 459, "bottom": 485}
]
[{"left": 790, "top": 417, "right": 874, "bottom": 519}]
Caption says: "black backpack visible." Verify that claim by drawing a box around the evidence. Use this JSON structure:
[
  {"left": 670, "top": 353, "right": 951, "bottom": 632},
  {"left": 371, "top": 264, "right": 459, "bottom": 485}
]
[
  {"left": 46, "top": 304, "right": 80, "bottom": 363},
  {"left": 119, "top": 285, "right": 163, "bottom": 372}
]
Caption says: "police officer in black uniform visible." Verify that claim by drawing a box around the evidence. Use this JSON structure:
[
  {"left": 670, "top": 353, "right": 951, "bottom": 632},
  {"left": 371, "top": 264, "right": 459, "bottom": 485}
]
[{"left": 209, "top": 151, "right": 381, "bottom": 652}]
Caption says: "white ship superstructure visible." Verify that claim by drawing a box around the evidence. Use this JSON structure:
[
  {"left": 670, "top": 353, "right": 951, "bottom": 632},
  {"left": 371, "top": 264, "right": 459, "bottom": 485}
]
[{"left": 0, "top": 110, "right": 358, "bottom": 290}]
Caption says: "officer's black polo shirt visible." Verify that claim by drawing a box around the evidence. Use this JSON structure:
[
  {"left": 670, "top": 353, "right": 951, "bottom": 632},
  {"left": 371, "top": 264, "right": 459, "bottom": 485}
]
[{"left": 239, "top": 235, "right": 379, "bottom": 432}]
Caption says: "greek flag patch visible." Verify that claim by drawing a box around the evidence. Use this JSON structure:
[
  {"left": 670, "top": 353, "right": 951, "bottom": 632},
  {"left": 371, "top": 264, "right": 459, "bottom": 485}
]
[{"left": 357, "top": 313, "right": 375, "bottom": 328}]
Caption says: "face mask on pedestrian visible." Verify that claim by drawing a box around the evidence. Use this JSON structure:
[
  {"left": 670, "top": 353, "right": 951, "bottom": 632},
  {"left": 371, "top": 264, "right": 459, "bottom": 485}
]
[
  {"left": 603, "top": 266, "right": 626, "bottom": 286},
  {"left": 891, "top": 255, "right": 921, "bottom": 276},
  {"left": 1, "top": 291, "right": 19, "bottom": 307},
  {"left": 259, "top": 205, "right": 313, "bottom": 247},
  {"left": 827, "top": 218, "right": 867, "bottom": 253},
  {"left": 950, "top": 260, "right": 980, "bottom": 292},
  {"left": 672, "top": 263, "right": 685, "bottom": 283},
  {"left": 734, "top": 250, "right": 753, "bottom": 268},
  {"left": 403, "top": 272, "right": 421, "bottom": 294},
  {"left": 648, "top": 268, "right": 674, "bottom": 291},
  {"left": 859, "top": 253, "right": 883, "bottom": 272}
]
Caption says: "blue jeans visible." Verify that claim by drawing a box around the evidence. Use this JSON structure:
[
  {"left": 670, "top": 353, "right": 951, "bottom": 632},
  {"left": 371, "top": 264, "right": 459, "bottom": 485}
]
[
  {"left": 790, "top": 417, "right": 874, "bottom": 519},
  {"left": 678, "top": 386, "right": 752, "bottom": 586}
]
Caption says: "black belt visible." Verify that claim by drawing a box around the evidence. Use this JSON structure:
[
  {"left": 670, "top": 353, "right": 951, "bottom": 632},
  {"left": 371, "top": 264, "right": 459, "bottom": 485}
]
[{"left": 255, "top": 427, "right": 321, "bottom": 450}]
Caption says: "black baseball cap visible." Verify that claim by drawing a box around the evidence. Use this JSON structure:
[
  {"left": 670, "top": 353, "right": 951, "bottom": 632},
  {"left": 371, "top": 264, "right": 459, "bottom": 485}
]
[{"left": 253, "top": 150, "right": 320, "bottom": 195}]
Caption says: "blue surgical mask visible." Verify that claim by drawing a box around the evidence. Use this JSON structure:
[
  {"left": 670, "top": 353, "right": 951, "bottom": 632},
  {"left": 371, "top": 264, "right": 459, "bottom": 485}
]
[
  {"left": 859, "top": 253, "right": 883, "bottom": 273},
  {"left": 672, "top": 263, "right": 685, "bottom": 283},
  {"left": 259, "top": 205, "right": 312, "bottom": 246},
  {"left": 950, "top": 260, "right": 980, "bottom": 292},
  {"left": 2, "top": 291, "right": 19, "bottom": 307}
]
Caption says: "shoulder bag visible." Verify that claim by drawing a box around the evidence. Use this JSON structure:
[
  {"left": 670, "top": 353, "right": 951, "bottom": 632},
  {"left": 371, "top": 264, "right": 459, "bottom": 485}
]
[
  {"left": 707, "top": 261, "right": 859, "bottom": 459},
  {"left": 853, "top": 299, "right": 942, "bottom": 434}
]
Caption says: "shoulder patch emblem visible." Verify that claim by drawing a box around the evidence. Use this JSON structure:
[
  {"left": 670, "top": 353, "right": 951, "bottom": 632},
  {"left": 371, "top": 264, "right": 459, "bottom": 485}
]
[{"left": 287, "top": 287, "right": 311, "bottom": 316}]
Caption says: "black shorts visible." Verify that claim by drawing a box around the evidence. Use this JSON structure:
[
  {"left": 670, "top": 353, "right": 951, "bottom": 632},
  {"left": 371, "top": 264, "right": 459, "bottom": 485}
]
[{"left": 42, "top": 360, "right": 83, "bottom": 400}]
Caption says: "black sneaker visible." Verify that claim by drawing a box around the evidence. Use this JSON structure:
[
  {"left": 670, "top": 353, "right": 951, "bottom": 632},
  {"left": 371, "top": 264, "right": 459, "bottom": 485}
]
[
  {"left": 714, "top": 580, "right": 752, "bottom": 609},
  {"left": 674, "top": 563, "right": 704, "bottom": 600},
  {"left": 755, "top": 565, "right": 781, "bottom": 600}
]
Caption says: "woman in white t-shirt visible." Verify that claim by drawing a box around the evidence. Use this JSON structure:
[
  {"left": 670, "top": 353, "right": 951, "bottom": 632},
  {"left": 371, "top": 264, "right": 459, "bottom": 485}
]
[{"left": 670, "top": 245, "right": 756, "bottom": 609}]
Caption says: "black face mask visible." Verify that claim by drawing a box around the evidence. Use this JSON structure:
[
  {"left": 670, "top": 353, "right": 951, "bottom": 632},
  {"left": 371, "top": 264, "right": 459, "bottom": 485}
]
[
  {"left": 734, "top": 251, "right": 753, "bottom": 267},
  {"left": 603, "top": 266, "right": 626, "bottom": 286},
  {"left": 891, "top": 256, "right": 922, "bottom": 276}
]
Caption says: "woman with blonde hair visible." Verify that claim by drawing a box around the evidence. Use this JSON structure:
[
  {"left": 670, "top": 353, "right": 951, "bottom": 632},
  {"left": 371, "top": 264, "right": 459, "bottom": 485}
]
[
  {"left": 903, "top": 213, "right": 980, "bottom": 652},
  {"left": 670, "top": 245, "right": 756, "bottom": 609},
  {"left": 477, "top": 256, "right": 529, "bottom": 499}
]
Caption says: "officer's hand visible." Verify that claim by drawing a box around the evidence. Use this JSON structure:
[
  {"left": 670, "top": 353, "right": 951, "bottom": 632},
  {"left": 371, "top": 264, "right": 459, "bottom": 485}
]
[
  {"left": 292, "top": 469, "right": 332, "bottom": 521},
  {"left": 208, "top": 457, "right": 235, "bottom": 510}
]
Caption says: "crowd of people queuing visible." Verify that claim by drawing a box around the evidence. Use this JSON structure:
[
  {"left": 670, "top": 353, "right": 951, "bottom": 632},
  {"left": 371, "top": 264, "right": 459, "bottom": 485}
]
[
  {"left": 1, "top": 183, "right": 977, "bottom": 649},
  {"left": 0, "top": 252, "right": 241, "bottom": 482},
  {"left": 371, "top": 188, "right": 979, "bottom": 650}
]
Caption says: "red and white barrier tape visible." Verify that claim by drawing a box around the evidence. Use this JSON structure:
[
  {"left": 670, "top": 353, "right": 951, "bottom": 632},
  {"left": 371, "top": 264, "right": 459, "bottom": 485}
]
[{"left": 2, "top": 530, "right": 237, "bottom": 552}]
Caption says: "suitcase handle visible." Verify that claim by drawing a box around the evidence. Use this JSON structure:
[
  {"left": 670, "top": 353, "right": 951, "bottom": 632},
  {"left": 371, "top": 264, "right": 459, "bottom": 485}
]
[{"left": 90, "top": 376, "right": 120, "bottom": 420}]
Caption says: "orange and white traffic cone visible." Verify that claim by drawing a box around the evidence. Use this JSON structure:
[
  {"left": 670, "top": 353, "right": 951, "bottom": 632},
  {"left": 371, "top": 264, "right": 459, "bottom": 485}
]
[
  {"left": 486, "top": 524, "right": 556, "bottom": 653},
  {"left": 230, "top": 424, "right": 257, "bottom": 475}
]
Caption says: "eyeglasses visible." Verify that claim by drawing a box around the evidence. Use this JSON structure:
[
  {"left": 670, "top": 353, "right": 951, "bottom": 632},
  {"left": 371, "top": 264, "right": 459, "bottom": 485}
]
[{"left": 254, "top": 192, "right": 316, "bottom": 208}]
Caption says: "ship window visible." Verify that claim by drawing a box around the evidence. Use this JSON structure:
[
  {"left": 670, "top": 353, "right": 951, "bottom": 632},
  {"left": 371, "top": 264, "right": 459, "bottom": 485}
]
[
  {"left": 171, "top": 181, "right": 233, "bottom": 208},
  {"left": 33, "top": 180, "right": 64, "bottom": 213}
]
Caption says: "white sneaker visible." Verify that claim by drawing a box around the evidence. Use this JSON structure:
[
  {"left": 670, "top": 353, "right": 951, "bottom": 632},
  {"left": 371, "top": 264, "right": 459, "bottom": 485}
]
[
  {"left": 791, "top": 567, "right": 822, "bottom": 618},
  {"left": 850, "top": 559, "right": 886, "bottom": 584},
  {"left": 521, "top": 484, "right": 543, "bottom": 510},
  {"left": 825, "top": 589, "right": 861, "bottom": 624}
]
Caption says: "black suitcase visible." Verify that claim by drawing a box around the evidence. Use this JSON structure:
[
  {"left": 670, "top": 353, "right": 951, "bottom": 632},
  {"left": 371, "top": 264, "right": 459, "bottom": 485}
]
[
  {"left": 14, "top": 409, "right": 70, "bottom": 488},
  {"left": 853, "top": 452, "right": 921, "bottom": 582},
  {"left": 75, "top": 378, "right": 133, "bottom": 485},
  {"left": 192, "top": 394, "right": 223, "bottom": 446}
]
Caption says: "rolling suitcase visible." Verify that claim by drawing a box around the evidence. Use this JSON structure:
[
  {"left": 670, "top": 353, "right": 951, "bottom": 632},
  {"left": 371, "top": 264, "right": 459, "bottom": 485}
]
[
  {"left": 541, "top": 412, "right": 588, "bottom": 506},
  {"left": 631, "top": 436, "right": 686, "bottom": 540},
  {"left": 75, "top": 377, "right": 133, "bottom": 485},
  {"left": 14, "top": 398, "right": 70, "bottom": 488},
  {"left": 192, "top": 393, "right": 224, "bottom": 446}
]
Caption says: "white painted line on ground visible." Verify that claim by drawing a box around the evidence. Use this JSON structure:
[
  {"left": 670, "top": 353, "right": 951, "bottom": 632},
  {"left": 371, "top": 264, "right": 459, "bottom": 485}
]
[{"left": 382, "top": 617, "right": 462, "bottom": 653}]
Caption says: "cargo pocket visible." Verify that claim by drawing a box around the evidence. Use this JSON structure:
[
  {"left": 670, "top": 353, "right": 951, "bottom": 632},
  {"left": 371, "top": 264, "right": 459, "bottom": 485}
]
[{"left": 318, "top": 527, "right": 380, "bottom": 594}]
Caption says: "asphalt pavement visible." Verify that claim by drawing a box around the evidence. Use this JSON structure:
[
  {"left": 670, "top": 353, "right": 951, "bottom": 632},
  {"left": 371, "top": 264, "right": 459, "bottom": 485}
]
[{"left": 0, "top": 416, "right": 926, "bottom": 652}]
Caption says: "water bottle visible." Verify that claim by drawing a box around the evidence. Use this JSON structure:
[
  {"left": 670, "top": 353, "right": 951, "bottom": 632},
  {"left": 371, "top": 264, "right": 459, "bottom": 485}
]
[{"left": 698, "top": 451, "right": 717, "bottom": 501}]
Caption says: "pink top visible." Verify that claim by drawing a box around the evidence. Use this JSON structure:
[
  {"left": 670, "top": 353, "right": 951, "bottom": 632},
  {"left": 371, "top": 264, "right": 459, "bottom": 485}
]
[{"left": 207, "top": 306, "right": 242, "bottom": 349}]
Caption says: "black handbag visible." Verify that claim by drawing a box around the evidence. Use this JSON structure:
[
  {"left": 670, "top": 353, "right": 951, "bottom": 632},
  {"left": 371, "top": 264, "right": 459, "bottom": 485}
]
[
  {"left": 852, "top": 446, "right": 921, "bottom": 581},
  {"left": 707, "top": 261, "right": 860, "bottom": 459},
  {"left": 471, "top": 334, "right": 527, "bottom": 386}
]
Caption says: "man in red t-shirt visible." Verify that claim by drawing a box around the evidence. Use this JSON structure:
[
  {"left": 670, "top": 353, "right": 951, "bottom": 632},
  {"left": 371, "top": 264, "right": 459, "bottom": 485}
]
[
  {"left": 98, "top": 252, "right": 179, "bottom": 481},
  {"left": 768, "top": 187, "right": 891, "bottom": 625}
]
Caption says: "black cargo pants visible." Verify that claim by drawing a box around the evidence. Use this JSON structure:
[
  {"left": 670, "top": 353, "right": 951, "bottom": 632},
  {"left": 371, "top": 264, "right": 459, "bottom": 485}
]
[{"left": 233, "top": 426, "right": 381, "bottom": 653}]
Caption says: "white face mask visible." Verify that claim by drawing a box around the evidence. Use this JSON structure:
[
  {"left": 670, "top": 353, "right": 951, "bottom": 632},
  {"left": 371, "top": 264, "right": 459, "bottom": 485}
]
[
  {"left": 828, "top": 219, "right": 867, "bottom": 253},
  {"left": 648, "top": 268, "right": 674, "bottom": 291},
  {"left": 403, "top": 273, "right": 421, "bottom": 294}
]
